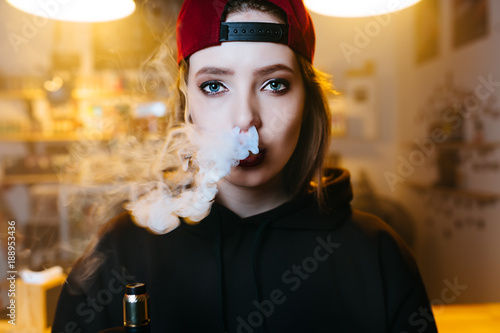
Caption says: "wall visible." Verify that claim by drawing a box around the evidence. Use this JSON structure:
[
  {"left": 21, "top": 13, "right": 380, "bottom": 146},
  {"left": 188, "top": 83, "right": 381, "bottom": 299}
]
[
  {"left": 394, "top": 0, "right": 500, "bottom": 303},
  {"left": 312, "top": 10, "right": 401, "bottom": 199},
  {"left": 0, "top": 2, "right": 54, "bottom": 76},
  {"left": 312, "top": 1, "right": 500, "bottom": 303},
  {"left": 0, "top": 1, "right": 96, "bottom": 76}
]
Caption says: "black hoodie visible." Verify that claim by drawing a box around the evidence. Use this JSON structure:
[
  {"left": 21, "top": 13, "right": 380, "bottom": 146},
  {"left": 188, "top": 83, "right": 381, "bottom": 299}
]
[{"left": 52, "top": 168, "right": 438, "bottom": 333}]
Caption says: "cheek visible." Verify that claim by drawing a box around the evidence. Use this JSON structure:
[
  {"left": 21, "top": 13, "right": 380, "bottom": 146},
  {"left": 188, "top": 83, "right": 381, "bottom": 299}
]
[
  {"left": 283, "top": 112, "right": 303, "bottom": 147},
  {"left": 187, "top": 88, "right": 227, "bottom": 129},
  {"left": 260, "top": 98, "right": 304, "bottom": 144}
]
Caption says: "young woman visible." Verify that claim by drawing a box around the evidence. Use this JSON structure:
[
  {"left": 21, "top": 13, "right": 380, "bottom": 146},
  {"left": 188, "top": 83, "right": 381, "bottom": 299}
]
[{"left": 53, "top": 1, "right": 438, "bottom": 332}]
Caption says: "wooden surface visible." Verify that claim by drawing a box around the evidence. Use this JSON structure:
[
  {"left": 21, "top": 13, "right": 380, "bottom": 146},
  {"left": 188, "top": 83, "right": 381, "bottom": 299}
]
[
  {"left": 0, "top": 276, "right": 65, "bottom": 333},
  {"left": 433, "top": 303, "right": 500, "bottom": 333}
]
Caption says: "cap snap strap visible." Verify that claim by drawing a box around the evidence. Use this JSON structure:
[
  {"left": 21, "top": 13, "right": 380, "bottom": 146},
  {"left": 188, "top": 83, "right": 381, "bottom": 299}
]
[{"left": 220, "top": 22, "right": 288, "bottom": 44}]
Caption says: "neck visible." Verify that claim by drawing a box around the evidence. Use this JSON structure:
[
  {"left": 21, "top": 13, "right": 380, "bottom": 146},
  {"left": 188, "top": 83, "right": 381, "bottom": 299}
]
[{"left": 215, "top": 173, "right": 291, "bottom": 218}]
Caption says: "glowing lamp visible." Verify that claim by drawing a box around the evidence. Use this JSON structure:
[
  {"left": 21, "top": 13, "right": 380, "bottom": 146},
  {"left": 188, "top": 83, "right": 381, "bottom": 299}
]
[
  {"left": 304, "top": 0, "right": 422, "bottom": 18},
  {"left": 6, "top": 0, "right": 136, "bottom": 23}
]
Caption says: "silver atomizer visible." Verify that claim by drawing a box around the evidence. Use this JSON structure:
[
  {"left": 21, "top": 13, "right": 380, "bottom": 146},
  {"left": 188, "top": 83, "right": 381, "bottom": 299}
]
[{"left": 123, "top": 283, "right": 150, "bottom": 333}]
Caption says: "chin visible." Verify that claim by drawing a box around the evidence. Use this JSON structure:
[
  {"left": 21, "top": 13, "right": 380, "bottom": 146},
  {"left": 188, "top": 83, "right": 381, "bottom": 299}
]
[{"left": 224, "top": 166, "right": 276, "bottom": 188}]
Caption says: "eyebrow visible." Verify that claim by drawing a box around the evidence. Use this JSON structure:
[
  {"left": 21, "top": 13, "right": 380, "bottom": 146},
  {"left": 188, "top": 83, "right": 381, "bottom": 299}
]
[
  {"left": 194, "top": 64, "right": 294, "bottom": 78},
  {"left": 195, "top": 67, "right": 235, "bottom": 78},
  {"left": 254, "top": 64, "right": 294, "bottom": 76}
]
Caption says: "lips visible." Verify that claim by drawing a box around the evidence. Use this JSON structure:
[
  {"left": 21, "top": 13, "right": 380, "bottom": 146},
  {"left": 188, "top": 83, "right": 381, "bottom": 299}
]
[{"left": 238, "top": 149, "right": 266, "bottom": 168}]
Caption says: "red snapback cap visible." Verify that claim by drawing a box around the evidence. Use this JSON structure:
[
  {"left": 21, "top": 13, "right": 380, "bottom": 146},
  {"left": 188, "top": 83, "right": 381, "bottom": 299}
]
[{"left": 176, "top": 0, "right": 316, "bottom": 64}]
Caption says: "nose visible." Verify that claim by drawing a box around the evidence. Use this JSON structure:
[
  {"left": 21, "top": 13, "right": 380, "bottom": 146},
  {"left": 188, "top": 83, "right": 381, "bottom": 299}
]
[{"left": 233, "top": 90, "right": 262, "bottom": 131}]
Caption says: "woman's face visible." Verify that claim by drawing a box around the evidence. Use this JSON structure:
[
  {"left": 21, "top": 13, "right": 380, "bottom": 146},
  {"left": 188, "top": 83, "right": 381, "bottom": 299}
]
[{"left": 187, "top": 10, "right": 305, "bottom": 188}]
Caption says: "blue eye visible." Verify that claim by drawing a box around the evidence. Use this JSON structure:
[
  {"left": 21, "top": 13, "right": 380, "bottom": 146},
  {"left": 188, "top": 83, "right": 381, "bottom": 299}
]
[
  {"left": 208, "top": 83, "right": 221, "bottom": 93},
  {"left": 269, "top": 81, "right": 282, "bottom": 90},
  {"left": 263, "top": 79, "right": 288, "bottom": 93},
  {"left": 200, "top": 81, "right": 227, "bottom": 95}
]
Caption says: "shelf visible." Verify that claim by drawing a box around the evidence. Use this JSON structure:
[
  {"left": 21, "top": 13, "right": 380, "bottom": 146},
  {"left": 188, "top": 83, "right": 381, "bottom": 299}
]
[
  {"left": 1, "top": 173, "right": 79, "bottom": 185},
  {"left": 404, "top": 141, "right": 500, "bottom": 151},
  {"left": 0, "top": 89, "right": 137, "bottom": 100},
  {"left": 0, "top": 89, "right": 45, "bottom": 100},
  {"left": 406, "top": 181, "right": 500, "bottom": 204},
  {"left": 436, "top": 141, "right": 500, "bottom": 150},
  {"left": 71, "top": 89, "right": 134, "bottom": 100},
  {"left": 0, "top": 133, "right": 113, "bottom": 142},
  {"left": 1, "top": 174, "right": 61, "bottom": 185}
]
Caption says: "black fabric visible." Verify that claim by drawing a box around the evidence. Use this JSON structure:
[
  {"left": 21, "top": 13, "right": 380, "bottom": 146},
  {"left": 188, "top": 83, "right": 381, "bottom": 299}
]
[{"left": 52, "top": 168, "right": 438, "bottom": 333}]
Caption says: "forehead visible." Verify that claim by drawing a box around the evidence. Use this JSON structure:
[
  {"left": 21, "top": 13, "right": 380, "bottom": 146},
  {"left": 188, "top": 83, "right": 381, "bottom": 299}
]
[{"left": 188, "top": 40, "right": 298, "bottom": 75}]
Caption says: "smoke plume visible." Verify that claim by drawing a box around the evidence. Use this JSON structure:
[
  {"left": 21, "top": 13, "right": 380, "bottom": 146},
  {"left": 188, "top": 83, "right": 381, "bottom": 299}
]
[{"left": 126, "top": 125, "right": 259, "bottom": 234}]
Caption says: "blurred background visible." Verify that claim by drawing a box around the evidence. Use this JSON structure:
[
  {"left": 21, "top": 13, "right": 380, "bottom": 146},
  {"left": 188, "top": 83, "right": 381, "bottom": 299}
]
[{"left": 0, "top": 0, "right": 499, "bottom": 331}]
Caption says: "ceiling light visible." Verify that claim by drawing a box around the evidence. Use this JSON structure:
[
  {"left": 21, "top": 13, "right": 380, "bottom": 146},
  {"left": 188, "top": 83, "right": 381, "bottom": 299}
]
[
  {"left": 6, "top": 0, "right": 136, "bottom": 23},
  {"left": 304, "top": 0, "right": 422, "bottom": 18}
]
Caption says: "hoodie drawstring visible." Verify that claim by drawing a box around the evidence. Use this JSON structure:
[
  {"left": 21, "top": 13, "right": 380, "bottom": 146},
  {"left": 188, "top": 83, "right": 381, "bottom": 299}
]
[
  {"left": 215, "top": 211, "right": 274, "bottom": 333},
  {"left": 251, "top": 218, "right": 273, "bottom": 333},
  {"left": 215, "top": 209, "right": 228, "bottom": 333}
]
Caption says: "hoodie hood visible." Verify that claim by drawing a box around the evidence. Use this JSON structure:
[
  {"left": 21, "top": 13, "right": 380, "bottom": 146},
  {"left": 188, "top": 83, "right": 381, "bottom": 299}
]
[{"left": 212, "top": 167, "right": 353, "bottom": 230}]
